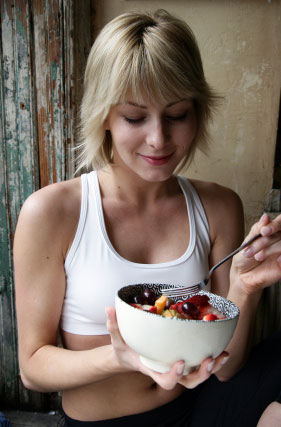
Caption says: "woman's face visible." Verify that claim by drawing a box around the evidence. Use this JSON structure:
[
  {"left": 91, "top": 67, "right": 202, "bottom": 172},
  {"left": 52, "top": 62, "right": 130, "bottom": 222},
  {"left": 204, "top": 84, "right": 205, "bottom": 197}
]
[{"left": 105, "top": 94, "right": 197, "bottom": 182}]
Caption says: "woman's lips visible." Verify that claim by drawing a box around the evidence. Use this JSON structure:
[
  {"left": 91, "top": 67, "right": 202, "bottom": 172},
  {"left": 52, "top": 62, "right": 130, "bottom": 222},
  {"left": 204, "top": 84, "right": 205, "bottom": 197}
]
[{"left": 139, "top": 153, "right": 174, "bottom": 166}]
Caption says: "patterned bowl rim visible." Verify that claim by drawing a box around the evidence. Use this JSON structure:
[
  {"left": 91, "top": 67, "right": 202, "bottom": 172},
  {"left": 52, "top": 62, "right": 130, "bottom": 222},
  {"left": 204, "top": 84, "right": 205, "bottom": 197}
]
[{"left": 117, "top": 283, "right": 240, "bottom": 322}]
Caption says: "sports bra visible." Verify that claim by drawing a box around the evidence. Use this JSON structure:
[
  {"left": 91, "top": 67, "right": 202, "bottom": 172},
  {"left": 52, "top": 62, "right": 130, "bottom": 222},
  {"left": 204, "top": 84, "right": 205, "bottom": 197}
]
[{"left": 60, "top": 171, "right": 211, "bottom": 335}]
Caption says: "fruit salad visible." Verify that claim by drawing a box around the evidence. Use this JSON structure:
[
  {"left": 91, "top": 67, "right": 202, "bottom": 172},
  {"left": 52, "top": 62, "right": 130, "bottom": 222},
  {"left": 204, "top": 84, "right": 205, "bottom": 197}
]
[{"left": 130, "top": 288, "right": 226, "bottom": 321}]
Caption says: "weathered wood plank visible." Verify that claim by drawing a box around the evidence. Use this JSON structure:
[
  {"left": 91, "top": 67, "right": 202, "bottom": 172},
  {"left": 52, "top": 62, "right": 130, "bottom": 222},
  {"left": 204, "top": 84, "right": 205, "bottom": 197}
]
[
  {"left": 63, "top": 0, "right": 75, "bottom": 178},
  {"left": 0, "top": 0, "right": 28, "bottom": 407},
  {"left": 72, "top": 0, "right": 94, "bottom": 174},
  {"left": 0, "top": 10, "right": 10, "bottom": 402},
  {"left": 33, "top": 0, "right": 74, "bottom": 187}
]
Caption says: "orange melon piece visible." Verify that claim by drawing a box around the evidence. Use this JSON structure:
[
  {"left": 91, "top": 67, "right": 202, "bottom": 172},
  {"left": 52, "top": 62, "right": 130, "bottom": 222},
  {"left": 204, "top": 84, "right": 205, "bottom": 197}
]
[{"left": 154, "top": 295, "right": 168, "bottom": 315}]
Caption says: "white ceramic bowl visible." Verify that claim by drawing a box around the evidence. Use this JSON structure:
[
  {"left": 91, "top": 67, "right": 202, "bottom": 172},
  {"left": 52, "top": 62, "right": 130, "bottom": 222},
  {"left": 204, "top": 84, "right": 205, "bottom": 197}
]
[{"left": 115, "top": 284, "right": 239, "bottom": 375}]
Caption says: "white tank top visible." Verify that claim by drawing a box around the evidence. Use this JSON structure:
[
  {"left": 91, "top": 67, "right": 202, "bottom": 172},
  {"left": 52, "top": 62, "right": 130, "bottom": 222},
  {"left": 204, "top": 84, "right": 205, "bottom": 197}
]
[{"left": 60, "top": 171, "right": 211, "bottom": 335}]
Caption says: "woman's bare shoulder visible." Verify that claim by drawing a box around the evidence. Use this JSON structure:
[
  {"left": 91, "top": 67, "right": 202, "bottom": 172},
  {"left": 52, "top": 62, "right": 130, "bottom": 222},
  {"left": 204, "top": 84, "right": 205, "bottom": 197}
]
[
  {"left": 15, "top": 177, "right": 82, "bottom": 256},
  {"left": 190, "top": 179, "right": 243, "bottom": 213},
  {"left": 190, "top": 178, "right": 239, "bottom": 198},
  {"left": 20, "top": 177, "right": 81, "bottom": 220},
  {"left": 189, "top": 178, "right": 244, "bottom": 244}
]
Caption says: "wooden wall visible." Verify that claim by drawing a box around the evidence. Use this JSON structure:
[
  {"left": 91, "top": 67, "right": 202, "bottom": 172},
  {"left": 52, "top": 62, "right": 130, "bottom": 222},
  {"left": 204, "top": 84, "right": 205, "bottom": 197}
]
[{"left": 0, "top": 0, "right": 92, "bottom": 410}]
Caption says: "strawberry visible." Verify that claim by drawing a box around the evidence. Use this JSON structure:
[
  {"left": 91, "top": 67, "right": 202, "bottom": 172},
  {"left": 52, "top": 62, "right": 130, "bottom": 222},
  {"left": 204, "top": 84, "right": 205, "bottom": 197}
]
[
  {"left": 176, "top": 302, "right": 184, "bottom": 314},
  {"left": 202, "top": 313, "right": 218, "bottom": 321},
  {"left": 187, "top": 295, "right": 209, "bottom": 306},
  {"left": 169, "top": 300, "right": 193, "bottom": 315},
  {"left": 198, "top": 304, "right": 211, "bottom": 315},
  {"left": 130, "top": 303, "right": 143, "bottom": 310}
]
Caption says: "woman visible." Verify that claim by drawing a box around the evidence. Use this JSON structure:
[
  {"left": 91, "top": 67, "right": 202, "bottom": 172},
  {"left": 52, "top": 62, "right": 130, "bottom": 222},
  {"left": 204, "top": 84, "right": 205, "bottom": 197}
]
[{"left": 14, "top": 10, "right": 281, "bottom": 426}]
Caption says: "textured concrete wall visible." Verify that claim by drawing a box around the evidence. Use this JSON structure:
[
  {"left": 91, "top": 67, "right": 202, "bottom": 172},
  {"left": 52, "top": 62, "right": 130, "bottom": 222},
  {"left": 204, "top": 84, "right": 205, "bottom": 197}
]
[{"left": 94, "top": 0, "right": 281, "bottom": 232}]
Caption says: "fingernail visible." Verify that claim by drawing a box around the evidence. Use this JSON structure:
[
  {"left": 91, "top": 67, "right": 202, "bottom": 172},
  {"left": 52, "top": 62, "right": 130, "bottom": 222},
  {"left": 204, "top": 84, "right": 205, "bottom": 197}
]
[
  {"left": 261, "top": 225, "right": 272, "bottom": 236},
  {"left": 259, "top": 213, "right": 268, "bottom": 222},
  {"left": 254, "top": 251, "right": 264, "bottom": 261},
  {"left": 244, "top": 247, "right": 254, "bottom": 257},
  {"left": 177, "top": 363, "right": 185, "bottom": 375},
  {"left": 277, "top": 255, "right": 281, "bottom": 263},
  {"left": 207, "top": 360, "right": 215, "bottom": 373},
  {"left": 221, "top": 356, "right": 229, "bottom": 365}
]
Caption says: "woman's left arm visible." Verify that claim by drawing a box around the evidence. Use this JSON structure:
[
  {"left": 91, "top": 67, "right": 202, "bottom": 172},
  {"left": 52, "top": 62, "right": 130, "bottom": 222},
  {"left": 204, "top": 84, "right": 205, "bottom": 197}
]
[
  {"left": 193, "top": 180, "right": 281, "bottom": 381},
  {"left": 221, "top": 212, "right": 281, "bottom": 380}
]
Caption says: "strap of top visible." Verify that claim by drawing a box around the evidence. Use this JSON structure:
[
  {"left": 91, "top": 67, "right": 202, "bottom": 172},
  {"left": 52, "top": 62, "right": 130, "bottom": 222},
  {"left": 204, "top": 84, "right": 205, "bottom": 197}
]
[
  {"left": 64, "top": 174, "right": 88, "bottom": 270},
  {"left": 178, "top": 175, "right": 210, "bottom": 235}
]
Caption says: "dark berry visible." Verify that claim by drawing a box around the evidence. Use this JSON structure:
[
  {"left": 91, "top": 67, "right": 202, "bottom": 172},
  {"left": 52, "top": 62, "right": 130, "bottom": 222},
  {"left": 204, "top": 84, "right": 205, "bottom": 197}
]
[
  {"left": 133, "top": 294, "right": 146, "bottom": 305},
  {"left": 142, "top": 289, "right": 157, "bottom": 305},
  {"left": 181, "top": 302, "right": 198, "bottom": 318}
]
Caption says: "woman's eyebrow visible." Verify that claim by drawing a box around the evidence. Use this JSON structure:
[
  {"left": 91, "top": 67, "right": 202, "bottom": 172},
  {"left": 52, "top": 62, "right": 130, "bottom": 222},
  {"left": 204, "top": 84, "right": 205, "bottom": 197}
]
[
  {"left": 123, "top": 99, "right": 190, "bottom": 108},
  {"left": 124, "top": 101, "right": 147, "bottom": 109},
  {"left": 167, "top": 99, "right": 193, "bottom": 107}
]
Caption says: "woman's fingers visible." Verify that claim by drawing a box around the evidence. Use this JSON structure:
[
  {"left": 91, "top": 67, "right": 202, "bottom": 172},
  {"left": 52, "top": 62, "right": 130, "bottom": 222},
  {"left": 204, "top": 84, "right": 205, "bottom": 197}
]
[
  {"left": 139, "top": 352, "right": 229, "bottom": 390},
  {"left": 233, "top": 233, "right": 281, "bottom": 291},
  {"left": 139, "top": 360, "right": 186, "bottom": 390},
  {"left": 243, "top": 232, "right": 281, "bottom": 260},
  {"left": 178, "top": 358, "right": 213, "bottom": 389},
  {"left": 209, "top": 351, "right": 229, "bottom": 373},
  {"left": 106, "top": 306, "right": 127, "bottom": 350},
  {"left": 178, "top": 351, "right": 229, "bottom": 389},
  {"left": 106, "top": 307, "right": 145, "bottom": 372},
  {"left": 260, "top": 213, "right": 281, "bottom": 237},
  {"left": 139, "top": 357, "right": 211, "bottom": 391},
  {"left": 246, "top": 213, "right": 281, "bottom": 242},
  {"left": 240, "top": 213, "right": 281, "bottom": 267},
  {"left": 245, "top": 213, "right": 270, "bottom": 240}
]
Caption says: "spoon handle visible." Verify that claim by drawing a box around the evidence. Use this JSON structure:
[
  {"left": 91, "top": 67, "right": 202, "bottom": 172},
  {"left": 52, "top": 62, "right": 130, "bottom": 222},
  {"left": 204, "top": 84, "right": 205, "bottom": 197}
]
[{"left": 209, "top": 233, "right": 262, "bottom": 276}]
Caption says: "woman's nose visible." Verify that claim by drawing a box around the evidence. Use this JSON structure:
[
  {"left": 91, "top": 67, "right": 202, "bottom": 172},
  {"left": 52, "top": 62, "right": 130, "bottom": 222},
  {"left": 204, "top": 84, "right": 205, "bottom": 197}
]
[{"left": 146, "top": 120, "right": 168, "bottom": 150}]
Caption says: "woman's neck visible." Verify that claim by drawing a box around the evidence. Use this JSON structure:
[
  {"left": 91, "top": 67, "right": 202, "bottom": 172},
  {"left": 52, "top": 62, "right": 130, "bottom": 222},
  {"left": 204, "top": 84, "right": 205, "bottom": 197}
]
[{"left": 97, "top": 166, "right": 180, "bottom": 207}]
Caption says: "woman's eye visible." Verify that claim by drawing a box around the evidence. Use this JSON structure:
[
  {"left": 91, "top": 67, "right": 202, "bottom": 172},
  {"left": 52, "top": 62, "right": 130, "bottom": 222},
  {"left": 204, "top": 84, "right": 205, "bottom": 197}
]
[
  {"left": 124, "top": 117, "right": 145, "bottom": 125},
  {"left": 166, "top": 112, "right": 187, "bottom": 122}
]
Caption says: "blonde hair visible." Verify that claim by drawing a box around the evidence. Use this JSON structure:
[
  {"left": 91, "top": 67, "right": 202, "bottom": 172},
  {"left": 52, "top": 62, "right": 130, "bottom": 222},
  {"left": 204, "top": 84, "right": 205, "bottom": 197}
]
[{"left": 77, "top": 9, "right": 219, "bottom": 172}]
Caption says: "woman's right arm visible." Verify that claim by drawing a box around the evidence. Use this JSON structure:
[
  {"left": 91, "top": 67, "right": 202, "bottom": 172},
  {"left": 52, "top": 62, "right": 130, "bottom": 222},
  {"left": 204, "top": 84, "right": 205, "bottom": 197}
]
[{"left": 14, "top": 182, "right": 126, "bottom": 393}]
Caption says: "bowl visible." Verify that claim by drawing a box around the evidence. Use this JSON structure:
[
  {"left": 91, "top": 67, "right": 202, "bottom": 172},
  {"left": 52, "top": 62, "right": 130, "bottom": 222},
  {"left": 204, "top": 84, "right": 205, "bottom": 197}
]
[{"left": 115, "top": 283, "right": 239, "bottom": 375}]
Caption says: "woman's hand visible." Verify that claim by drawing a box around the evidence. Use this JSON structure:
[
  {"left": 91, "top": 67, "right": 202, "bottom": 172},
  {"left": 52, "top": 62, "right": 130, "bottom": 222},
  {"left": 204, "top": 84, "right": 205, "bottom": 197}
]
[
  {"left": 106, "top": 306, "right": 228, "bottom": 390},
  {"left": 230, "top": 213, "right": 281, "bottom": 295}
]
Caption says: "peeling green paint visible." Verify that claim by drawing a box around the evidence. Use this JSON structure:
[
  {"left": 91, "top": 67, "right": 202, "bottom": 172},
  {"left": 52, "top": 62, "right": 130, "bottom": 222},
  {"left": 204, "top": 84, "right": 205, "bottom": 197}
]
[{"left": 51, "top": 61, "right": 58, "bottom": 81}]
